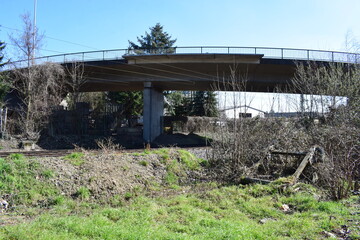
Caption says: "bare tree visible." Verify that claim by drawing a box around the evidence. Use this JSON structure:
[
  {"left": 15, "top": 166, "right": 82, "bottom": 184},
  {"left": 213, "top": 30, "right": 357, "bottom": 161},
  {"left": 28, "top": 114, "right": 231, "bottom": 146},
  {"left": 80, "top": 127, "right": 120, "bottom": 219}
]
[
  {"left": 9, "top": 13, "right": 66, "bottom": 139},
  {"left": 65, "top": 61, "right": 87, "bottom": 109},
  {"left": 9, "top": 13, "right": 43, "bottom": 65}
]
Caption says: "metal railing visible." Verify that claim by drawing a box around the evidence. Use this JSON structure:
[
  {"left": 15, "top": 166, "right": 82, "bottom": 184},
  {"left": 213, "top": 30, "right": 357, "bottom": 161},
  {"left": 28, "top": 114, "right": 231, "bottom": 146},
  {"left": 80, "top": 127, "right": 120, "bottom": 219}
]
[{"left": 7, "top": 46, "right": 360, "bottom": 67}]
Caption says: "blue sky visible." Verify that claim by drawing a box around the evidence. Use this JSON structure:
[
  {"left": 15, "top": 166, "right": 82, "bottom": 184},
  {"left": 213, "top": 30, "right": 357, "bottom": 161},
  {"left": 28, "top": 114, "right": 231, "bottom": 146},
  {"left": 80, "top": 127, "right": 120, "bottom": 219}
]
[{"left": 1, "top": 0, "right": 360, "bottom": 60}]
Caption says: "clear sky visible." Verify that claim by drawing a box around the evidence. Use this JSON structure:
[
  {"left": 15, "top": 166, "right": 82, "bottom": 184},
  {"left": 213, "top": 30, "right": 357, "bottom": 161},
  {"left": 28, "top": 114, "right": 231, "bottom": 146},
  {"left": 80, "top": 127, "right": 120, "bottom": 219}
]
[
  {"left": 1, "top": 0, "right": 360, "bottom": 59},
  {"left": 1, "top": 0, "right": 359, "bottom": 115}
]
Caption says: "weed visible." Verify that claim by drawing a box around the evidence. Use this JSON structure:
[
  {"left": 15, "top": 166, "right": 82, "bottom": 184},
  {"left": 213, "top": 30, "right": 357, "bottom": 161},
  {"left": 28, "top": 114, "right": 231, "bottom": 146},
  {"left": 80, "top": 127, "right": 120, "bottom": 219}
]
[
  {"left": 96, "top": 137, "right": 122, "bottom": 153},
  {"left": 52, "top": 195, "right": 66, "bottom": 205},
  {"left": 76, "top": 187, "right": 91, "bottom": 200},
  {"left": 41, "top": 169, "right": 55, "bottom": 179},
  {"left": 109, "top": 195, "right": 123, "bottom": 207},
  {"left": 63, "top": 152, "right": 85, "bottom": 166},
  {"left": 177, "top": 149, "right": 200, "bottom": 170},
  {"left": 139, "top": 160, "right": 148, "bottom": 167},
  {"left": 152, "top": 148, "right": 171, "bottom": 162},
  {"left": 165, "top": 172, "right": 178, "bottom": 185},
  {"left": 124, "top": 192, "right": 132, "bottom": 200},
  {"left": 8, "top": 153, "right": 25, "bottom": 161}
]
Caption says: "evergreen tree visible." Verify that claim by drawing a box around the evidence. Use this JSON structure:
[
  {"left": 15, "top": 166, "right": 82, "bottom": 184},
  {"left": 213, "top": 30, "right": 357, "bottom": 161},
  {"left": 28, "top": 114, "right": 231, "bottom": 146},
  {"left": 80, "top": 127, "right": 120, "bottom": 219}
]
[
  {"left": 165, "top": 91, "right": 192, "bottom": 116},
  {"left": 191, "top": 91, "right": 206, "bottom": 116},
  {"left": 128, "top": 23, "right": 176, "bottom": 54},
  {"left": 204, "top": 91, "right": 218, "bottom": 117},
  {"left": 107, "top": 91, "right": 143, "bottom": 126},
  {"left": 191, "top": 91, "right": 218, "bottom": 117}
]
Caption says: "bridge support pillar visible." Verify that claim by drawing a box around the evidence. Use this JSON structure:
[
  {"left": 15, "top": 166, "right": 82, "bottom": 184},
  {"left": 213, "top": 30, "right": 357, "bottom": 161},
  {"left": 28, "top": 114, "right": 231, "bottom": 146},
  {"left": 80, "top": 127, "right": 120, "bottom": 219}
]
[{"left": 143, "top": 82, "right": 164, "bottom": 143}]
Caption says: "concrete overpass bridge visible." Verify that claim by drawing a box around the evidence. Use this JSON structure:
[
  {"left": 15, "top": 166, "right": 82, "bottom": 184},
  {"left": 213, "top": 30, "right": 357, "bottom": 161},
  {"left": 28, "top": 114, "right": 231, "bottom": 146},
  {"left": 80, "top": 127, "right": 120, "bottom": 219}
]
[{"left": 20, "top": 47, "right": 360, "bottom": 142}]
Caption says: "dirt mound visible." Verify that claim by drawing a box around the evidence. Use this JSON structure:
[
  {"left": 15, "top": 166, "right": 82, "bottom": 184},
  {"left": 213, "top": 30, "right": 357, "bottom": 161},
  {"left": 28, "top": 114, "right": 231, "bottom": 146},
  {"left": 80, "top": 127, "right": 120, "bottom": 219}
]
[{"left": 37, "top": 148, "right": 207, "bottom": 200}]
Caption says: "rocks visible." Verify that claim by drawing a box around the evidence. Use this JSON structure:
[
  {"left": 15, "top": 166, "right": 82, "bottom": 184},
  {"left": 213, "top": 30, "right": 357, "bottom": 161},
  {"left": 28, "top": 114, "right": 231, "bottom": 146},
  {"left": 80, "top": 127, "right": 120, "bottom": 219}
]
[
  {"left": 279, "top": 204, "right": 290, "bottom": 213},
  {"left": 0, "top": 199, "right": 8, "bottom": 212},
  {"left": 322, "top": 231, "right": 336, "bottom": 238},
  {"left": 259, "top": 218, "right": 275, "bottom": 224}
]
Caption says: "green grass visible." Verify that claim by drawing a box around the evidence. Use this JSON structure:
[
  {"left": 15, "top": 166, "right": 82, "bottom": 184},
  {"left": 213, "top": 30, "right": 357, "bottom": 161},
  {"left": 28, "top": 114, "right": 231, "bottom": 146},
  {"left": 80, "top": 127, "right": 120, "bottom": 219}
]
[
  {"left": 0, "top": 183, "right": 356, "bottom": 240},
  {"left": 0, "top": 154, "right": 59, "bottom": 206},
  {"left": 76, "top": 186, "right": 91, "bottom": 201},
  {"left": 148, "top": 148, "right": 203, "bottom": 186},
  {"left": 0, "top": 150, "right": 357, "bottom": 239},
  {"left": 63, "top": 152, "right": 85, "bottom": 166}
]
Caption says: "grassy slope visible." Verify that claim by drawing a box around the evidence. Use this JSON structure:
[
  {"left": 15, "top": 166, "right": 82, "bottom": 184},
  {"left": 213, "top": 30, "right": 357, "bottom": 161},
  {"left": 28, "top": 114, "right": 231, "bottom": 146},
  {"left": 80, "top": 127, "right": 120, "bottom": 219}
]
[{"left": 0, "top": 152, "right": 358, "bottom": 240}]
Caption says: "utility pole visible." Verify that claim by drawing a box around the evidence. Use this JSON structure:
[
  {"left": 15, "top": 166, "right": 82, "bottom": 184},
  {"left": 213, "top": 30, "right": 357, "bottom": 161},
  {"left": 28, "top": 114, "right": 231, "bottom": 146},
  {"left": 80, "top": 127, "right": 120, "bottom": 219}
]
[{"left": 33, "top": 0, "right": 37, "bottom": 61}]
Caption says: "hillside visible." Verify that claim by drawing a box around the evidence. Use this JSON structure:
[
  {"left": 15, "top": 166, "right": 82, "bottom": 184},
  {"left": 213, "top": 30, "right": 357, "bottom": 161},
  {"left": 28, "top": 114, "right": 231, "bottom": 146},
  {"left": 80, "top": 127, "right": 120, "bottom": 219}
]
[{"left": 0, "top": 149, "right": 358, "bottom": 239}]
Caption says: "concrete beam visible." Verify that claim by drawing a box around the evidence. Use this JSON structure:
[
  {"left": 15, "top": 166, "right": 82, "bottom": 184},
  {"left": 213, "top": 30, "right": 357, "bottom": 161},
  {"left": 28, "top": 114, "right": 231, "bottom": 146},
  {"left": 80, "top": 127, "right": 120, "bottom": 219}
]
[
  {"left": 124, "top": 53, "right": 263, "bottom": 64},
  {"left": 143, "top": 82, "right": 164, "bottom": 143}
]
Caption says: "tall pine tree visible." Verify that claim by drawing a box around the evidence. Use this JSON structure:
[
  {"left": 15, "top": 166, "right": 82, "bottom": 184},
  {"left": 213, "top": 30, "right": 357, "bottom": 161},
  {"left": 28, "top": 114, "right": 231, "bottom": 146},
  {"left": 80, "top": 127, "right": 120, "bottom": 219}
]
[
  {"left": 191, "top": 91, "right": 218, "bottom": 117},
  {"left": 128, "top": 23, "right": 176, "bottom": 54},
  {"left": 204, "top": 91, "right": 218, "bottom": 117}
]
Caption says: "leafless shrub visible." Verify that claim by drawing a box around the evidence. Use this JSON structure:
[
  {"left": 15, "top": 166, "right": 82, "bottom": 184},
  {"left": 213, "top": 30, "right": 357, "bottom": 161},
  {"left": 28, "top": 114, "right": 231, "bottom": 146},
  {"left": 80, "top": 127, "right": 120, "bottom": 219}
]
[
  {"left": 96, "top": 137, "right": 123, "bottom": 154},
  {"left": 65, "top": 61, "right": 87, "bottom": 110},
  {"left": 208, "top": 61, "right": 359, "bottom": 199},
  {"left": 10, "top": 62, "right": 66, "bottom": 139},
  {"left": 291, "top": 61, "right": 360, "bottom": 199}
]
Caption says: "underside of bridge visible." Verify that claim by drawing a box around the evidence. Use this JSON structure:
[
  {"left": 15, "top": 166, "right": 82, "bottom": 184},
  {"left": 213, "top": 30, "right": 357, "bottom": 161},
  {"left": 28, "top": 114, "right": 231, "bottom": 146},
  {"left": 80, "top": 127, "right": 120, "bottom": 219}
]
[
  {"left": 77, "top": 54, "right": 296, "bottom": 92},
  {"left": 66, "top": 54, "right": 297, "bottom": 143}
]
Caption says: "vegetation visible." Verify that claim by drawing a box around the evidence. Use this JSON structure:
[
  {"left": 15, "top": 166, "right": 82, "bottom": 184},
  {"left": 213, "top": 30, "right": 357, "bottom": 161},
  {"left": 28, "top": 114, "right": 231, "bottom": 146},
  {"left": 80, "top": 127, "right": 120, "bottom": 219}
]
[
  {"left": 191, "top": 91, "right": 218, "bottom": 117},
  {"left": 0, "top": 180, "right": 358, "bottom": 239},
  {"left": 165, "top": 91, "right": 219, "bottom": 117},
  {"left": 165, "top": 91, "right": 192, "bottom": 116},
  {"left": 63, "top": 152, "right": 85, "bottom": 166},
  {"left": 0, "top": 150, "right": 357, "bottom": 239},
  {"left": 208, "top": 60, "right": 360, "bottom": 201},
  {"left": 9, "top": 13, "right": 67, "bottom": 139},
  {"left": 107, "top": 91, "right": 143, "bottom": 127},
  {"left": 128, "top": 23, "right": 176, "bottom": 54},
  {"left": 0, "top": 154, "right": 58, "bottom": 206},
  {"left": 0, "top": 38, "right": 10, "bottom": 106}
]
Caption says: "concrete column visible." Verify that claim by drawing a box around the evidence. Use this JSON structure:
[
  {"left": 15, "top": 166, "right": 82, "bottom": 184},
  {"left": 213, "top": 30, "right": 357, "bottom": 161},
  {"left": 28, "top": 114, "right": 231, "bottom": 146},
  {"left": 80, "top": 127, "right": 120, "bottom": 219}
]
[{"left": 143, "top": 82, "right": 164, "bottom": 143}]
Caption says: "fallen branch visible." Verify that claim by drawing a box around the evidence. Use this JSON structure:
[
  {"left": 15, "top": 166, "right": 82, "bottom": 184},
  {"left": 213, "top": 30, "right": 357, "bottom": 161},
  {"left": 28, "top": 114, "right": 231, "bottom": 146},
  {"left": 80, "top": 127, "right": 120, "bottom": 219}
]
[{"left": 293, "top": 145, "right": 325, "bottom": 183}]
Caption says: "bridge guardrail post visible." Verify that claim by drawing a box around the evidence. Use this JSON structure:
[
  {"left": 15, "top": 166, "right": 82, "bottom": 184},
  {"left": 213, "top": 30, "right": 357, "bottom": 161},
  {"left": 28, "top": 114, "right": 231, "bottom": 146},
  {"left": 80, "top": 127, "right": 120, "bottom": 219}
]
[
  {"left": 281, "top": 48, "right": 284, "bottom": 59},
  {"left": 255, "top": 47, "right": 257, "bottom": 54},
  {"left": 332, "top": 52, "right": 334, "bottom": 62},
  {"left": 307, "top": 50, "right": 310, "bottom": 60}
]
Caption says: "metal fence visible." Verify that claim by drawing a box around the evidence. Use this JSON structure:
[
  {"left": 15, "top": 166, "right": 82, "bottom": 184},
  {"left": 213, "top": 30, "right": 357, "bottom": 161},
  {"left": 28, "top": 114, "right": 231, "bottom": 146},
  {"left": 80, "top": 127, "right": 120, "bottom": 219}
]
[{"left": 8, "top": 46, "right": 360, "bottom": 67}]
